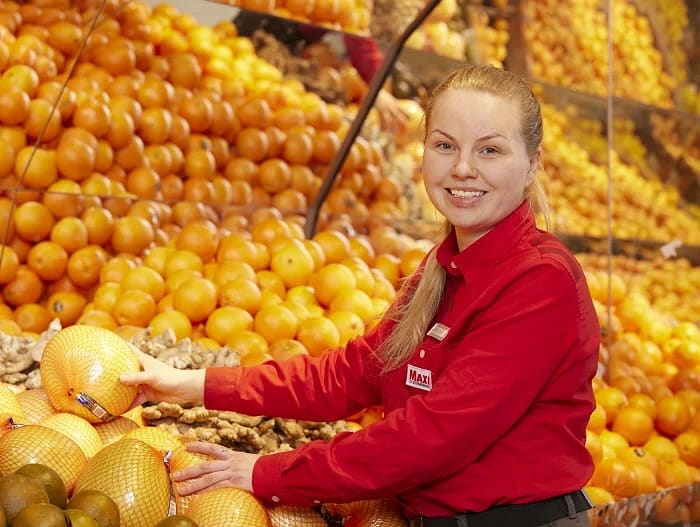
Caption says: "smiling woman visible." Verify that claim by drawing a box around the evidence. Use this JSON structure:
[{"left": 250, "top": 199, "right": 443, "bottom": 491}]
[{"left": 120, "top": 64, "right": 599, "bottom": 527}]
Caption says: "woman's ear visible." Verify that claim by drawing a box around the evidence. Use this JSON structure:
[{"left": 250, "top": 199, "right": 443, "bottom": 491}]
[{"left": 527, "top": 148, "right": 542, "bottom": 184}]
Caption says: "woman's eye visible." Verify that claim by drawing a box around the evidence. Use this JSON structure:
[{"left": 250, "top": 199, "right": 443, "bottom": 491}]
[
  {"left": 436, "top": 142, "right": 453, "bottom": 151},
  {"left": 481, "top": 146, "right": 499, "bottom": 155}
]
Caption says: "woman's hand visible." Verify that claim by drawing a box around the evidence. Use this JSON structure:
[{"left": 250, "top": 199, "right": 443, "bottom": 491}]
[
  {"left": 120, "top": 349, "right": 206, "bottom": 406},
  {"left": 171, "top": 441, "right": 258, "bottom": 495}
]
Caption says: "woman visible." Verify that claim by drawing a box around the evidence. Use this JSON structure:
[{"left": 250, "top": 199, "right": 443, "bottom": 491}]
[{"left": 121, "top": 64, "right": 600, "bottom": 527}]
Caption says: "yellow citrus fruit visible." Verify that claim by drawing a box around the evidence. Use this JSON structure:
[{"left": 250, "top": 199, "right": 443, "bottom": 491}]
[
  {"left": 205, "top": 306, "right": 254, "bottom": 345},
  {"left": 296, "top": 316, "right": 340, "bottom": 357},
  {"left": 40, "top": 325, "right": 141, "bottom": 423},
  {"left": 148, "top": 310, "right": 192, "bottom": 341},
  {"left": 310, "top": 263, "right": 356, "bottom": 307},
  {"left": 74, "top": 438, "right": 170, "bottom": 527},
  {"left": 39, "top": 412, "right": 103, "bottom": 459},
  {"left": 187, "top": 488, "right": 269, "bottom": 527}
]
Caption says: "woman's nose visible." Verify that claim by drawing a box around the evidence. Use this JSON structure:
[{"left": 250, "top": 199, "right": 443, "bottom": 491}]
[{"left": 452, "top": 153, "right": 476, "bottom": 178}]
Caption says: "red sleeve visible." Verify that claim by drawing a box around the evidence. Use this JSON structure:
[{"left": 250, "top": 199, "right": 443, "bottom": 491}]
[
  {"left": 251, "top": 265, "right": 596, "bottom": 506},
  {"left": 203, "top": 320, "right": 392, "bottom": 421},
  {"left": 343, "top": 35, "right": 384, "bottom": 83}
]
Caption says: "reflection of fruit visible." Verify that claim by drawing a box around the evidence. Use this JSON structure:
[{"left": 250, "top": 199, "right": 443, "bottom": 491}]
[
  {"left": 67, "top": 490, "right": 120, "bottom": 527},
  {"left": 14, "top": 463, "right": 66, "bottom": 509},
  {"left": 40, "top": 325, "right": 140, "bottom": 423},
  {"left": 74, "top": 439, "right": 169, "bottom": 527}
]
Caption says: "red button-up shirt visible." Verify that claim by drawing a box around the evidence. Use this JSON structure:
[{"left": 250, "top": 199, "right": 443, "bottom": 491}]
[{"left": 204, "top": 201, "right": 600, "bottom": 517}]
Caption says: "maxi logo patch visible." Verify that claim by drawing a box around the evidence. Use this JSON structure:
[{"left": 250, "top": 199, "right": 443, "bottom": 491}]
[{"left": 406, "top": 364, "right": 432, "bottom": 391}]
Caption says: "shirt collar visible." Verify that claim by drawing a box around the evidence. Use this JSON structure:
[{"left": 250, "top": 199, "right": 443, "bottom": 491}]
[{"left": 436, "top": 200, "right": 535, "bottom": 278}]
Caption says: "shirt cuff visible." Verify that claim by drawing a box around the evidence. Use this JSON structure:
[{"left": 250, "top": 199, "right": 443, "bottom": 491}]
[
  {"left": 253, "top": 451, "right": 311, "bottom": 507},
  {"left": 203, "top": 367, "right": 244, "bottom": 410}
]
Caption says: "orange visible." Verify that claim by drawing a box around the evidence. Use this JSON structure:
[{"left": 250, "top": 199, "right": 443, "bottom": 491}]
[
  {"left": 327, "top": 310, "right": 365, "bottom": 346},
  {"left": 656, "top": 396, "right": 691, "bottom": 437},
  {"left": 43, "top": 179, "right": 85, "bottom": 219},
  {"left": 627, "top": 393, "right": 657, "bottom": 420},
  {"left": 296, "top": 316, "right": 341, "bottom": 357},
  {"left": 142, "top": 246, "right": 174, "bottom": 277},
  {"left": 164, "top": 249, "right": 204, "bottom": 278},
  {"left": 226, "top": 329, "right": 269, "bottom": 363},
  {"left": 269, "top": 239, "right": 315, "bottom": 288},
  {"left": 121, "top": 266, "right": 166, "bottom": 302},
  {"left": 174, "top": 220, "right": 219, "bottom": 264},
  {"left": 618, "top": 446, "right": 658, "bottom": 474},
  {"left": 50, "top": 217, "right": 89, "bottom": 254},
  {"left": 0, "top": 245, "right": 19, "bottom": 284},
  {"left": 329, "top": 288, "right": 375, "bottom": 323},
  {"left": 216, "top": 235, "right": 268, "bottom": 270},
  {"left": 2, "top": 265, "right": 43, "bottom": 306},
  {"left": 172, "top": 277, "right": 218, "bottom": 323},
  {"left": 585, "top": 429, "right": 603, "bottom": 463},
  {"left": 598, "top": 429, "right": 630, "bottom": 454},
  {"left": 612, "top": 406, "right": 655, "bottom": 446},
  {"left": 99, "top": 256, "right": 137, "bottom": 284},
  {"left": 656, "top": 457, "right": 694, "bottom": 488},
  {"left": 67, "top": 245, "right": 108, "bottom": 288},
  {"left": 254, "top": 304, "right": 298, "bottom": 344},
  {"left": 589, "top": 458, "right": 638, "bottom": 498},
  {"left": 673, "top": 430, "right": 700, "bottom": 467},
  {"left": 110, "top": 216, "right": 155, "bottom": 256},
  {"left": 268, "top": 338, "right": 308, "bottom": 362},
  {"left": 251, "top": 217, "right": 293, "bottom": 247},
  {"left": 236, "top": 127, "right": 269, "bottom": 162},
  {"left": 312, "top": 230, "right": 351, "bottom": 264},
  {"left": 14, "top": 201, "right": 55, "bottom": 242},
  {"left": 46, "top": 291, "right": 87, "bottom": 326},
  {"left": 13, "top": 303, "right": 52, "bottom": 333},
  {"left": 148, "top": 310, "right": 192, "bottom": 341},
  {"left": 310, "top": 263, "right": 357, "bottom": 307},
  {"left": 218, "top": 278, "right": 262, "bottom": 315},
  {"left": 92, "top": 282, "right": 121, "bottom": 313},
  {"left": 373, "top": 253, "right": 401, "bottom": 286},
  {"left": 113, "top": 289, "right": 158, "bottom": 327},
  {"left": 76, "top": 309, "right": 119, "bottom": 330},
  {"left": 256, "top": 270, "right": 287, "bottom": 298},
  {"left": 205, "top": 306, "right": 254, "bottom": 345},
  {"left": 26, "top": 241, "right": 67, "bottom": 282},
  {"left": 594, "top": 386, "right": 629, "bottom": 424},
  {"left": 644, "top": 435, "right": 680, "bottom": 461},
  {"left": 0, "top": 318, "right": 22, "bottom": 336}
]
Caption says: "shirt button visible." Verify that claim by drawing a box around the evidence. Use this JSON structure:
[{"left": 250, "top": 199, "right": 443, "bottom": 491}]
[
  {"left": 419, "top": 349, "right": 426, "bottom": 358},
  {"left": 313, "top": 500, "right": 321, "bottom": 505},
  {"left": 450, "top": 261, "right": 457, "bottom": 269},
  {"left": 271, "top": 496, "right": 280, "bottom": 503}
]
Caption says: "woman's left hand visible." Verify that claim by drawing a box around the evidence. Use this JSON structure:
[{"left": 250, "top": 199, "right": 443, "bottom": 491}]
[{"left": 171, "top": 441, "right": 259, "bottom": 495}]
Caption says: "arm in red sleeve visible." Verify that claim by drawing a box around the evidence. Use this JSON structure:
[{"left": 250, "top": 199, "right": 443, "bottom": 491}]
[
  {"left": 343, "top": 34, "right": 384, "bottom": 83},
  {"left": 204, "top": 320, "right": 393, "bottom": 421},
  {"left": 250, "top": 264, "right": 597, "bottom": 506}
]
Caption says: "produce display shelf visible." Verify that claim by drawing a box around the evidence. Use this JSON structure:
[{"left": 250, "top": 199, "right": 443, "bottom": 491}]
[{"left": 589, "top": 482, "right": 700, "bottom": 527}]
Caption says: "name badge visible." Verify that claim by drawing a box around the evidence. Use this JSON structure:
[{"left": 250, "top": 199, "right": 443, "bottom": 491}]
[
  {"left": 427, "top": 323, "right": 449, "bottom": 341},
  {"left": 406, "top": 364, "right": 432, "bottom": 391}
]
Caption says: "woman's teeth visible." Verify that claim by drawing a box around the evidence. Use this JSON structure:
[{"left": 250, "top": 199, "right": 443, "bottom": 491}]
[{"left": 449, "top": 189, "right": 485, "bottom": 198}]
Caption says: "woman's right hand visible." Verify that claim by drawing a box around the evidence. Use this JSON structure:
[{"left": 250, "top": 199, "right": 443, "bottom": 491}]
[{"left": 120, "top": 349, "right": 206, "bottom": 406}]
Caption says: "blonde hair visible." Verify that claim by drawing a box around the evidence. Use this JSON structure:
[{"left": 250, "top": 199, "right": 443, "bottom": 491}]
[{"left": 377, "top": 64, "right": 551, "bottom": 372}]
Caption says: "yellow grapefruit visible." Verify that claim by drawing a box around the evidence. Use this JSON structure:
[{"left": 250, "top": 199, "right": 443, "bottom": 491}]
[
  {"left": 187, "top": 488, "right": 271, "bottom": 527},
  {"left": 16, "top": 388, "right": 56, "bottom": 423},
  {"left": 74, "top": 438, "right": 171, "bottom": 527},
  {"left": 40, "top": 326, "right": 141, "bottom": 423},
  {"left": 39, "top": 413, "right": 103, "bottom": 459}
]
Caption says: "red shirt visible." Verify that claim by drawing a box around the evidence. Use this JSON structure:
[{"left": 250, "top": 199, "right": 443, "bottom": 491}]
[{"left": 204, "top": 201, "right": 600, "bottom": 518}]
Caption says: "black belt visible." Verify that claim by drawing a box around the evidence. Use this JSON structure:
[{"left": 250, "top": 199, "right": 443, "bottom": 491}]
[{"left": 409, "top": 491, "right": 593, "bottom": 527}]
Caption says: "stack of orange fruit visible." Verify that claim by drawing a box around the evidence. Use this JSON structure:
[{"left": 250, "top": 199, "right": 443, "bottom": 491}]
[{"left": 0, "top": 0, "right": 416, "bottom": 340}]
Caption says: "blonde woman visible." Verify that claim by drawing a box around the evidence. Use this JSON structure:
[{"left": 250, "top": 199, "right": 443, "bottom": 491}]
[{"left": 122, "top": 64, "right": 599, "bottom": 527}]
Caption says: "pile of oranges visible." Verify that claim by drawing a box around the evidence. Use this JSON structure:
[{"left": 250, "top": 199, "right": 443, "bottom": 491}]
[
  {"left": 580, "top": 267, "right": 700, "bottom": 522},
  {"left": 0, "top": 0, "right": 419, "bottom": 342},
  {"left": 220, "top": 0, "right": 373, "bottom": 35}
]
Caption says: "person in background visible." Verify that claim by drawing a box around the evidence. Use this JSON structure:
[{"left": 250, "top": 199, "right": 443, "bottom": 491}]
[
  {"left": 122, "top": 64, "right": 599, "bottom": 527},
  {"left": 232, "top": 10, "right": 409, "bottom": 132}
]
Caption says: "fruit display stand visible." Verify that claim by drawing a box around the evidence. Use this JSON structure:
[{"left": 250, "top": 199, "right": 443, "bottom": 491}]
[{"left": 0, "top": 0, "right": 698, "bottom": 525}]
